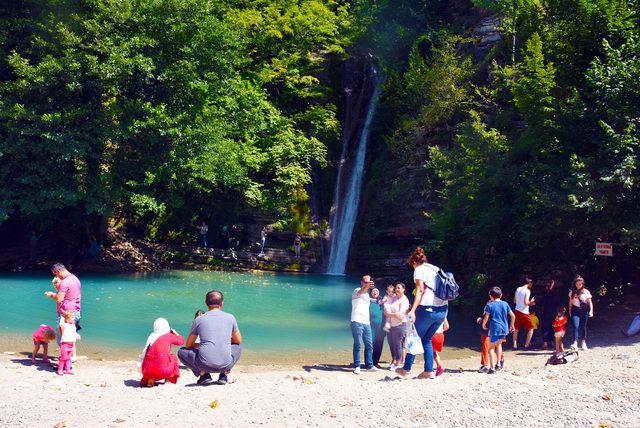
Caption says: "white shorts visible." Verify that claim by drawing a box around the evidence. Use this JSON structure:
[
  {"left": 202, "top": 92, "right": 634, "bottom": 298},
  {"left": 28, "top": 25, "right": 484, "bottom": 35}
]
[{"left": 554, "top": 331, "right": 565, "bottom": 338}]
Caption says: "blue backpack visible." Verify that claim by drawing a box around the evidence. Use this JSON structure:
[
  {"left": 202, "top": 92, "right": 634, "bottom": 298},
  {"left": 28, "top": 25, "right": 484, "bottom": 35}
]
[{"left": 426, "top": 267, "right": 460, "bottom": 301}]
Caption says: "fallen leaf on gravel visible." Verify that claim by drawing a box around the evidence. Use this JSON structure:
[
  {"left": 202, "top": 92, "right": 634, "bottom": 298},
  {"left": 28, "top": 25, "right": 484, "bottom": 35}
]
[
  {"left": 113, "top": 418, "right": 125, "bottom": 423},
  {"left": 626, "top": 364, "right": 635, "bottom": 368},
  {"left": 53, "top": 422, "right": 67, "bottom": 428},
  {"left": 599, "top": 422, "right": 613, "bottom": 428},
  {"left": 209, "top": 400, "right": 220, "bottom": 409},
  {"left": 601, "top": 395, "right": 611, "bottom": 401},
  {"left": 545, "top": 375, "right": 557, "bottom": 380},
  {"left": 329, "top": 414, "right": 337, "bottom": 418},
  {"left": 100, "top": 382, "right": 107, "bottom": 387},
  {"left": 84, "top": 384, "right": 91, "bottom": 387},
  {"left": 303, "top": 378, "right": 315, "bottom": 385}
]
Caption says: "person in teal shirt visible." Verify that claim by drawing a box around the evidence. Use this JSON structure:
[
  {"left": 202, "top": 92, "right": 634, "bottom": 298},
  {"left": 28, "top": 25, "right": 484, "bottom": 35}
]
[{"left": 369, "top": 287, "right": 385, "bottom": 367}]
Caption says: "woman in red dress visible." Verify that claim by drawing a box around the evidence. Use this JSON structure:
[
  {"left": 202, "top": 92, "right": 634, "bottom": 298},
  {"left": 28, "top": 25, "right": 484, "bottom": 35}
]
[{"left": 140, "top": 318, "right": 184, "bottom": 387}]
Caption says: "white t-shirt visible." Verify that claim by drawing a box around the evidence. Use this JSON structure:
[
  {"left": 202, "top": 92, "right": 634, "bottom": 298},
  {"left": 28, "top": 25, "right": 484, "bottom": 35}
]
[
  {"left": 514, "top": 286, "right": 531, "bottom": 313},
  {"left": 59, "top": 319, "right": 77, "bottom": 343},
  {"left": 384, "top": 295, "right": 410, "bottom": 327},
  {"left": 199, "top": 225, "right": 208, "bottom": 235},
  {"left": 569, "top": 289, "right": 592, "bottom": 308},
  {"left": 413, "top": 263, "right": 447, "bottom": 307},
  {"left": 351, "top": 288, "right": 371, "bottom": 324}
]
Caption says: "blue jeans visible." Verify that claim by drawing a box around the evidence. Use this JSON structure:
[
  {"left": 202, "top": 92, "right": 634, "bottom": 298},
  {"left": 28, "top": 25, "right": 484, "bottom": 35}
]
[
  {"left": 351, "top": 322, "right": 373, "bottom": 368},
  {"left": 199, "top": 234, "right": 207, "bottom": 248},
  {"left": 571, "top": 307, "right": 589, "bottom": 342},
  {"left": 403, "top": 305, "right": 448, "bottom": 373}
]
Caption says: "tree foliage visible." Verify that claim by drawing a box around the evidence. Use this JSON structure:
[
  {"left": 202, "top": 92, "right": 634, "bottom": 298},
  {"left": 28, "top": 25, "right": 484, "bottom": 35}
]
[{"left": 0, "top": 0, "right": 351, "bottom": 240}]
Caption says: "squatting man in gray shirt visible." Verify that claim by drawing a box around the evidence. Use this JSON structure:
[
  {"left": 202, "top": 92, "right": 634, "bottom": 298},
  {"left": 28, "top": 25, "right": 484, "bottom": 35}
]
[{"left": 178, "top": 290, "right": 242, "bottom": 385}]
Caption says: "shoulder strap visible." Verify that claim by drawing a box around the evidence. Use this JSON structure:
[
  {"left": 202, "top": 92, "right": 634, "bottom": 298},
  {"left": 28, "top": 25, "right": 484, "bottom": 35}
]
[{"left": 422, "top": 264, "right": 440, "bottom": 292}]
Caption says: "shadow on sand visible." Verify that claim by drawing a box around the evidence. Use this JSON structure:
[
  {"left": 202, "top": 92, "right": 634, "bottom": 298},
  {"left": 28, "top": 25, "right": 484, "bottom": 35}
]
[
  {"left": 302, "top": 363, "right": 353, "bottom": 373},
  {"left": 10, "top": 357, "right": 57, "bottom": 373}
]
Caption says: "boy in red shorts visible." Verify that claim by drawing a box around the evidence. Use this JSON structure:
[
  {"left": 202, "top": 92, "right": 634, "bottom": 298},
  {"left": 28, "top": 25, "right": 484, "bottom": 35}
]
[{"left": 512, "top": 278, "right": 535, "bottom": 349}]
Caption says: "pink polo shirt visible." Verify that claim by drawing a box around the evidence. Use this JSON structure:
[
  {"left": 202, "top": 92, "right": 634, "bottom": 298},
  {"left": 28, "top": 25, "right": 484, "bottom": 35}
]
[{"left": 58, "top": 274, "right": 82, "bottom": 315}]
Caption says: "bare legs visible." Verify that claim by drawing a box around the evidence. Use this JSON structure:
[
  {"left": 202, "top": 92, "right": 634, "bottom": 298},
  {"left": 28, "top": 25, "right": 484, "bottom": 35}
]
[
  {"left": 512, "top": 328, "right": 534, "bottom": 348},
  {"left": 489, "top": 341, "right": 503, "bottom": 371}
]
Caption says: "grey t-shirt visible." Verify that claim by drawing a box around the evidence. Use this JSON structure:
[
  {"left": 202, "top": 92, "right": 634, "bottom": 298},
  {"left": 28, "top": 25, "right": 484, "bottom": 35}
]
[{"left": 190, "top": 310, "right": 239, "bottom": 369}]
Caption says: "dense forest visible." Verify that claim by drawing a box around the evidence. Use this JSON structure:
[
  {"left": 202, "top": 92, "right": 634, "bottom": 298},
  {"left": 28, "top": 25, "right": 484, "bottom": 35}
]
[{"left": 1, "top": 1, "right": 639, "bottom": 294}]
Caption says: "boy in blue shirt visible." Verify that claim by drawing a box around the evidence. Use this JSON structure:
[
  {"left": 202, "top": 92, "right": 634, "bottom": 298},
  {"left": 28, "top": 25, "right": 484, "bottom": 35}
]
[{"left": 482, "top": 286, "right": 515, "bottom": 374}]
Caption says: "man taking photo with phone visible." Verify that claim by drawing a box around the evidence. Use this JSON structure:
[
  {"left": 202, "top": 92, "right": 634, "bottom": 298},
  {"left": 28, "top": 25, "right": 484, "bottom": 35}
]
[{"left": 350, "top": 275, "right": 380, "bottom": 374}]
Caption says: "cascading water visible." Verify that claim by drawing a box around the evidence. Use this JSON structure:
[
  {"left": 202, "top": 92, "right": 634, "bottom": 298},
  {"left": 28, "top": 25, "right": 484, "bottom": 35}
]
[{"left": 326, "top": 63, "right": 383, "bottom": 275}]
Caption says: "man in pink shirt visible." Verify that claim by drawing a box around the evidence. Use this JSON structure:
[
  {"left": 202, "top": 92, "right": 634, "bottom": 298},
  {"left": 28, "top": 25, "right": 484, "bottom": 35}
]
[{"left": 46, "top": 263, "right": 82, "bottom": 329}]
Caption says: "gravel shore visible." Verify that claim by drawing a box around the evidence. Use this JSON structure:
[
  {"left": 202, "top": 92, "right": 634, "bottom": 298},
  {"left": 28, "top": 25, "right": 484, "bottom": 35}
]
[{"left": 1, "top": 336, "right": 639, "bottom": 427}]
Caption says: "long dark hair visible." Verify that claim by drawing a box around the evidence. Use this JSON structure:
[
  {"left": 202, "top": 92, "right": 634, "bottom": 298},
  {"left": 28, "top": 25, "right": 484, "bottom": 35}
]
[{"left": 571, "top": 275, "right": 585, "bottom": 297}]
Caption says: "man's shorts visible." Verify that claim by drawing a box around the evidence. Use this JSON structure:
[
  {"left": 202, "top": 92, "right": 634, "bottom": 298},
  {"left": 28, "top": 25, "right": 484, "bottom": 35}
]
[
  {"left": 514, "top": 310, "right": 534, "bottom": 330},
  {"left": 431, "top": 332, "right": 445, "bottom": 353},
  {"left": 489, "top": 334, "right": 507, "bottom": 345}
]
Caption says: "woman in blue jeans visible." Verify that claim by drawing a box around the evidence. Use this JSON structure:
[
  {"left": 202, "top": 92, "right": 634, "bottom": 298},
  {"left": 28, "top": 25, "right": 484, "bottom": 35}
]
[
  {"left": 396, "top": 247, "right": 448, "bottom": 380},
  {"left": 568, "top": 275, "right": 594, "bottom": 350}
]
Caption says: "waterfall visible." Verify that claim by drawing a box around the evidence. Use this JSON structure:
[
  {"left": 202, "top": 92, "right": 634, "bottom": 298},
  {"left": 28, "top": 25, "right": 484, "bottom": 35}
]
[{"left": 326, "top": 64, "right": 383, "bottom": 275}]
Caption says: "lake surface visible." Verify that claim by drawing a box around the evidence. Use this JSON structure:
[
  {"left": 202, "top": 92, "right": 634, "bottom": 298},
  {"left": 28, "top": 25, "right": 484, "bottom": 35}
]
[
  {"left": 0, "top": 271, "right": 357, "bottom": 355},
  {"left": 0, "top": 271, "right": 478, "bottom": 362}
]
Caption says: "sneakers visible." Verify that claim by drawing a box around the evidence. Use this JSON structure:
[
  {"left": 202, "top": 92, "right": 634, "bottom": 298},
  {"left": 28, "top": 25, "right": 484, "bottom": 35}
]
[
  {"left": 217, "top": 373, "right": 228, "bottom": 385},
  {"left": 64, "top": 370, "right": 74, "bottom": 375},
  {"left": 495, "top": 361, "right": 504, "bottom": 371},
  {"left": 487, "top": 368, "right": 496, "bottom": 374},
  {"left": 57, "top": 371, "right": 64, "bottom": 376},
  {"left": 478, "top": 366, "right": 489, "bottom": 373},
  {"left": 580, "top": 341, "right": 588, "bottom": 350},
  {"left": 388, "top": 363, "right": 398, "bottom": 371},
  {"left": 353, "top": 367, "right": 361, "bottom": 374},
  {"left": 364, "top": 366, "right": 381, "bottom": 372},
  {"left": 570, "top": 341, "right": 578, "bottom": 350},
  {"left": 435, "top": 366, "right": 444, "bottom": 377},
  {"left": 197, "top": 373, "right": 214, "bottom": 385}
]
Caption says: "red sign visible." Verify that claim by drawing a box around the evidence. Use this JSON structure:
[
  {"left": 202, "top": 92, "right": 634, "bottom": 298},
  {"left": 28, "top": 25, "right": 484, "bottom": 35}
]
[{"left": 595, "top": 243, "right": 613, "bottom": 257}]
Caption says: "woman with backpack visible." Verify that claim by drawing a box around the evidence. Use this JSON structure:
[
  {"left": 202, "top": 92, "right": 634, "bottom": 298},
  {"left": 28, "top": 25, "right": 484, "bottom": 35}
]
[
  {"left": 396, "top": 247, "right": 448, "bottom": 380},
  {"left": 568, "top": 275, "right": 594, "bottom": 350}
]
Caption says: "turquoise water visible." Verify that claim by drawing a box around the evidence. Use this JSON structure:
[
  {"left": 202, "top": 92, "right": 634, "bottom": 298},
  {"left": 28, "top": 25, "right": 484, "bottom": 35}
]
[{"left": 0, "top": 271, "right": 357, "bottom": 354}]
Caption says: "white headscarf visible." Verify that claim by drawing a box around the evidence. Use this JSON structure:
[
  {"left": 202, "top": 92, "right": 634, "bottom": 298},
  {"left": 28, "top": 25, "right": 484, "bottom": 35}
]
[{"left": 138, "top": 318, "right": 171, "bottom": 370}]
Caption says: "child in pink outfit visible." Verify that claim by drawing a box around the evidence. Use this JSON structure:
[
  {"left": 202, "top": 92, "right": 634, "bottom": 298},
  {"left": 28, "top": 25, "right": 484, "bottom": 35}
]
[
  {"left": 32, "top": 325, "right": 56, "bottom": 364},
  {"left": 58, "top": 311, "right": 80, "bottom": 375}
]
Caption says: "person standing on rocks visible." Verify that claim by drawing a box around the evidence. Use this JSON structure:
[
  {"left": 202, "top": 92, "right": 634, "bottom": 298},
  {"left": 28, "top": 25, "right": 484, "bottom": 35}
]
[
  {"left": 350, "top": 275, "right": 379, "bottom": 374},
  {"left": 198, "top": 221, "right": 209, "bottom": 249},
  {"left": 258, "top": 226, "right": 268, "bottom": 256},
  {"left": 512, "top": 278, "right": 535, "bottom": 350},
  {"left": 178, "top": 290, "right": 242, "bottom": 385},
  {"left": 293, "top": 233, "right": 302, "bottom": 259}
]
